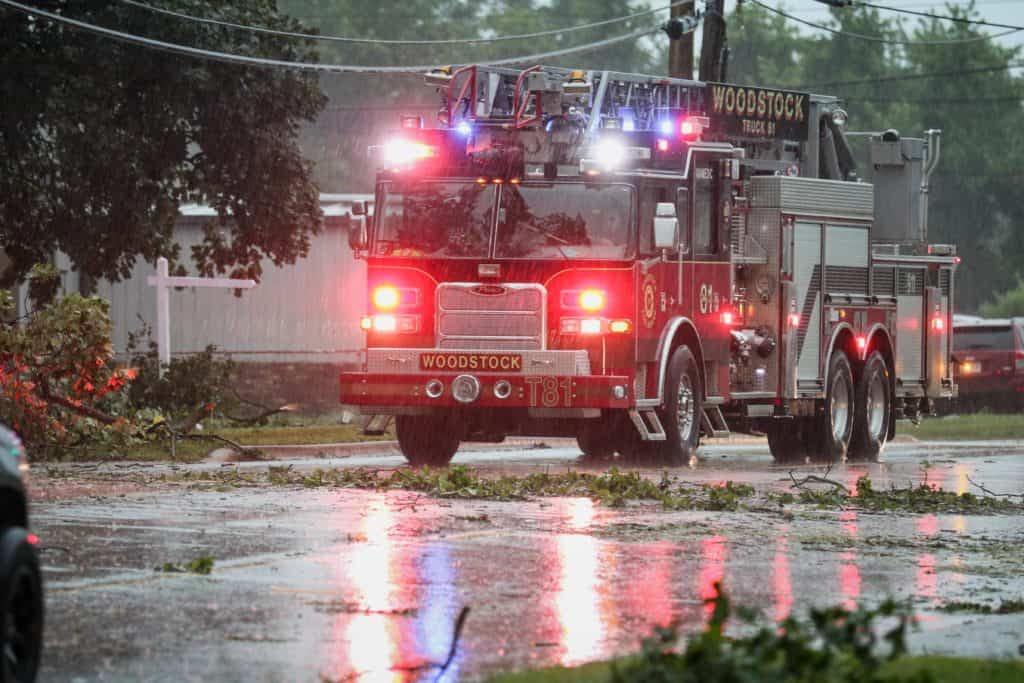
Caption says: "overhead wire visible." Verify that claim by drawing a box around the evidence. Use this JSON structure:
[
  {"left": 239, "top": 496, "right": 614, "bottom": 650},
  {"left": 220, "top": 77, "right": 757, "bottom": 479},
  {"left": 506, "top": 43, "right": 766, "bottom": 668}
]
[
  {"left": 0, "top": 0, "right": 668, "bottom": 73},
  {"left": 799, "top": 61, "right": 1024, "bottom": 88},
  {"left": 843, "top": 2, "right": 1024, "bottom": 32},
  {"left": 748, "top": 0, "right": 1023, "bottom": 44},
  {"left": 116, "top": 0, "right": 690, "bottom": 46}
]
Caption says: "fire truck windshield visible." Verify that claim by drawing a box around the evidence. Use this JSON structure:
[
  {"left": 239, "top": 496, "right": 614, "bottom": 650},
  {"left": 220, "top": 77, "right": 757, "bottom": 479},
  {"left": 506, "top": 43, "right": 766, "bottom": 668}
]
[
  {"left": 375, "top": 181, "right": 495, "bottom": 258},
  {"left": 373, "top": 180, "right": 633, "bottom": 260},
  {"left": 496, "top": 182, "right": 633, "bottom": 260}
]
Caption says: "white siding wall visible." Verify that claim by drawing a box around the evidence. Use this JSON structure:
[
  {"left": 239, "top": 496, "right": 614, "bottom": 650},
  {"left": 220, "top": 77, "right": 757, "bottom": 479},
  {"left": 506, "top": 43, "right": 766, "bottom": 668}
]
[{"left": 99, "top": 216, "right": 367, "bottom": 364}]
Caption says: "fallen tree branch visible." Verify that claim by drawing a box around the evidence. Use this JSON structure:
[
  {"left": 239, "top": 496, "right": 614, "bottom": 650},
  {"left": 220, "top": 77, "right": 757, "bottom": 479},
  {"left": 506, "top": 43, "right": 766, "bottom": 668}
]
[
  {"left": 788, "top": 465, "right": 851, "bottom": 495},
  {"left": 149, "top": 420, "right": 261, "bottom": 457},
  {"left": 967, "top": 475, "right": 1023, "bottom": 501},
  {"left": 37, "top": 382, "right": 118, "bottom": 425}
]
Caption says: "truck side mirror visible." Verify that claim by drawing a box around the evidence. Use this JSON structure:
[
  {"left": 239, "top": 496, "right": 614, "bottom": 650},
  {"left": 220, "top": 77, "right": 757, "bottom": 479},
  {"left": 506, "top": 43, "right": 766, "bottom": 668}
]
[
  {"left": 653, "top": 202, "right": 679, "bottom": 251},
  {"left": 348, "top": 215, "right": 368, "bottom": 252}
]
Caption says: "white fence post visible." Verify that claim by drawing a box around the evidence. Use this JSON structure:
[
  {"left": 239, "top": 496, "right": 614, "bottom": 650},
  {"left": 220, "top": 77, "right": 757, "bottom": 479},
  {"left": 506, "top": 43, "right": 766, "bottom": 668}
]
[{"left": 147, "top": 258, "right": 256, "bottom": 378}]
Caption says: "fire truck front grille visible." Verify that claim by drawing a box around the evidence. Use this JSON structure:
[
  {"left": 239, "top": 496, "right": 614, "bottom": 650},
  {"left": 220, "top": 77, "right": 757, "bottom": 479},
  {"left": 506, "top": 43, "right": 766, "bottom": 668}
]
[{"left": 436, "top": 283, "right": 546, "bottom": 350}]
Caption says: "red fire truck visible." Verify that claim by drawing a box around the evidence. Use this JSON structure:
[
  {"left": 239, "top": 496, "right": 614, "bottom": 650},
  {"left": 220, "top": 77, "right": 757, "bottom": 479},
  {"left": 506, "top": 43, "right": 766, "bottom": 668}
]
[{"left": 341, "top": 65, "right": 957, "bottom": 467}]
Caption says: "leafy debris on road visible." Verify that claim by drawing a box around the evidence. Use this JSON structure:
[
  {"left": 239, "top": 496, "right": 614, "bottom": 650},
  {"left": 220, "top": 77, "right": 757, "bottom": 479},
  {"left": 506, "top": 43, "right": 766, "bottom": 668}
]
[
  {"left": 155, "top": 555, "right": 214, "bottom": 575},
  {"left": 938, "top": 598, "right": 1024, "bottom": 615},
  {"left": 129, "top": 465, "right": 1024, "bottom": 515}
]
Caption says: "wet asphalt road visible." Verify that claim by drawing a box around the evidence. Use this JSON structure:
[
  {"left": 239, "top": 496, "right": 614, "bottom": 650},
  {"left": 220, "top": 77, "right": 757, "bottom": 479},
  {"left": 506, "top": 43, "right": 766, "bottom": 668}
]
[{"left": 33, "top": 439, "right": 1024, "bottom": 682}]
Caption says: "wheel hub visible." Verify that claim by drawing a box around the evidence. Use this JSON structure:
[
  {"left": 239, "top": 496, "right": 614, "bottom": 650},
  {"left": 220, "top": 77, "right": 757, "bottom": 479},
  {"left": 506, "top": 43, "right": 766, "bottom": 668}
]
[
  {"left": 830, "top": 374, "right": 851, "bottom": 442},
  {"left": 676, "top": 375, "right": 695, "bottom": 442},
  {"left": 867, "top": 369, "right": 887, "bottom": 438}
]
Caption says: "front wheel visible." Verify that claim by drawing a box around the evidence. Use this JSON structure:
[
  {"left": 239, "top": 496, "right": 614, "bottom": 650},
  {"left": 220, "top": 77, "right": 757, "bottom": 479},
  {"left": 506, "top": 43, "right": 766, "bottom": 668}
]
[
  {"left": 395, "top": 415, "right": 459, "bottom": 467},
  {"left": 653, "top": 346, "right": 702, "bottom": 466},
  {"left": 849, "top": 351, "right": 891, "bottom": 462},
  {"left": 0, "top": 528, "right": 44, "bottom": 683}
]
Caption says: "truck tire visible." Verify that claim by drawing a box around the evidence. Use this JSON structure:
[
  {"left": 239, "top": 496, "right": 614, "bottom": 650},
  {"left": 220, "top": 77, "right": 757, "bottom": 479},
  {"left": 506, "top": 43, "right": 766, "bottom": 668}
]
[
  {"left": 654, "top": 346, "right": 702, "bottom": 466},
  {"left": 395, "top": 415, "right": 459, "bottom": 468},
  {"left": 816, "top": 350, "right": 855, "bottom": 463},
  {"left": 849, "top": 351, "right": 891, "bottom": 461},
  {"left": 765, "top": 418, "right": 816, "bottom": 464},
  {"left": 576, "top": 419, "right": 616, "bottom": 461},
  {"left": 0, "top": 527, "right": 44, "bottom": 683}
]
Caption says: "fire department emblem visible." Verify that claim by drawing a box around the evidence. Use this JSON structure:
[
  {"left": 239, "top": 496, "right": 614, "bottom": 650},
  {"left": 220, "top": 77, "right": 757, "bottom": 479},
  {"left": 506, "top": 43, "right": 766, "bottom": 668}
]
[{"left": 642, "top": 275, "right": 658, "bottom": 328}]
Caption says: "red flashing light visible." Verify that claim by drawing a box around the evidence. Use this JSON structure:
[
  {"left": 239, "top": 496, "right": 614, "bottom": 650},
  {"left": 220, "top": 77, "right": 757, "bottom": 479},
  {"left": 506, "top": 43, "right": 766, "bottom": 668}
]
[
  {"left": 579, "top": 289, "right": 606, "bottom": 312},
  {"left": 856, "top": 335, "right": 867, "bottom": 351},
  {"left": 680, "top": 116, "right": 707, "bottom": 139},
  {"left": 657, "top": 139, "right": 670, "bottom": 152},
  {"left": 26, "top": 533, "right": 39, "bottom": 546},
  {"left": 372, "top": 285, "right": 400, "bottom": 311},
  {"left": 954, "top": 256, "right": 962, "bottom": 264},
  {"left": 932, "top": 316, "right": 945, "bottom": 332},
  {"left": 788, "top": 312, "right": 801, "bottom": 328},
  {"left": 720, "top": 310, "right": 735, "bottom": 326},
  {"left": 382, "top": 138, "right": 435, "bottom": 167}
]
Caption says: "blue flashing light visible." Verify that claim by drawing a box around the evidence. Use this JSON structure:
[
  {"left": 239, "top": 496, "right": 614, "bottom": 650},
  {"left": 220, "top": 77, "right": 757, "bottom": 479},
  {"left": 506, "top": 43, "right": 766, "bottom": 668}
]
[
  {"left": 455, "top": 121, "right": 473, "bottom": 136},
  {"left": 619, "top": 106, "right": 636, "bottom": 132},
  {"left": 658, "top": 119, "right": 674, "bottom": 136}
]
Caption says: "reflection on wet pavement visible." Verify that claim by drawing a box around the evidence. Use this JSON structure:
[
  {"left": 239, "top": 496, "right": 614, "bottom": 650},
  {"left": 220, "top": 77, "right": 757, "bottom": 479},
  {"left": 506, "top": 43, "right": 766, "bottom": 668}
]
[{"left": 34, "top": 442, "right": 1024, "bottom": 681}]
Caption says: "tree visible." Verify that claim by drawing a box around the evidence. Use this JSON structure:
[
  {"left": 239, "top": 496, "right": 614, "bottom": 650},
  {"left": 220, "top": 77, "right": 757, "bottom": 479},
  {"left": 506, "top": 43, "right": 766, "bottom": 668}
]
[
  {"left": 0, "top": 1, "right": 327, "bottom": 287},
  {"left": 900, "top": 4, "right": 1024, "bottom": 311}
]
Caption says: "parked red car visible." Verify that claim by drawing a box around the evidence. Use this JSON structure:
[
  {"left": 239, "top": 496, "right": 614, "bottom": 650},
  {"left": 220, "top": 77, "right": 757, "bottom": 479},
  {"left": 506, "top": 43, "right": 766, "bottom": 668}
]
[{"left": 953, "top": 317, "right": 1024, "bottom": 411}]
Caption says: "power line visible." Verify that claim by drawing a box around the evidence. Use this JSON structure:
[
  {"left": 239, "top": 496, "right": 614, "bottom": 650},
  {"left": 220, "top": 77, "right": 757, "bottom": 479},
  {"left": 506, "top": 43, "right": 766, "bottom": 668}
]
[
  {"left": 848, "top": 2, "right": 1024, "bottom": 32},
  {"left": 117, "top": 0, "right": 687, "bottom": 46},
  {"left": 0, "top": 0, "right": 663, "bottom": 74},
  {"left": 749, "top": 0, "right": 1022, "bottom": 45},
  {"left": 852, "top": 94, "right": 1023, "bottom": 104},
  {"left": 800, "top": 61, "right": 1024, "bottom": 88}
]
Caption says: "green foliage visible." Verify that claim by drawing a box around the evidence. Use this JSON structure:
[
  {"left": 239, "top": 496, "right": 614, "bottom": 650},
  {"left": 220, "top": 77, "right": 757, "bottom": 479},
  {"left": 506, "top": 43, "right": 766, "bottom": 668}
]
[
  {"left": 938, "top": 598, "right": 1024, "bottom": 615},
  {"left": 979, "top": 278, "right": 1024, "bottom": 317},
  {"left": 0, "top": 1, "right": 326, "bottom": 287},
  {"left": 853, "top": 475, "right": 1019, "bottom": 514},
  {"left": 125, "top": 326, "right": 237, "bottom": 422},
  {"left": 610, "top": 584, "right": 920, "bottom": 683},
  {"left": 156, "top": 555, "right": 215, "bottom": 575},
  {"left": 0, "top": 272, "right": 137, "bottom": 457}
]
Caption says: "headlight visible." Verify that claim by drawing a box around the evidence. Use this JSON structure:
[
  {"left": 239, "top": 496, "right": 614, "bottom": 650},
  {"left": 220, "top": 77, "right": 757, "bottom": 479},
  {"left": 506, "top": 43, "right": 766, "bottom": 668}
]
[{"left": 0, "top": 425, "right": 27, "bottom": 481}]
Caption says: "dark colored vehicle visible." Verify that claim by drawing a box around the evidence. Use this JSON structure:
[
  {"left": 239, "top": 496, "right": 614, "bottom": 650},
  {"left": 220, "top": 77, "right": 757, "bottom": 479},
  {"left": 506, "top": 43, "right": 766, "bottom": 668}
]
[
  {"left": 0, "top": 426, "right": 43, "bottom": 682},
  {"left": 953, "top": 318, "right": 1024, "bottom": 411}
]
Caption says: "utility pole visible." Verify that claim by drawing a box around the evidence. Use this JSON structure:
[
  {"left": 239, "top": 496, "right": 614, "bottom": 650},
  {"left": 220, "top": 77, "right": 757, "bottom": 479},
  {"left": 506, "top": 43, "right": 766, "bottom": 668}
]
[
  {"left": 668, "top": 1, "right": 694, "bottom": 79},
  {"left": 699, "top": 0, "right": 728, "bottom": 82}
]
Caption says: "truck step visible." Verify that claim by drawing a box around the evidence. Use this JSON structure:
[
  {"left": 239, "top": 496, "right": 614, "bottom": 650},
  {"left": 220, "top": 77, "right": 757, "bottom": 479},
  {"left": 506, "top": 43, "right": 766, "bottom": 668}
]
[
  {"left": 362, "top": 414, "right": 392, "bottom": 436},
  {"left": 701, "top": 404, "right": 731, "bottom": 439},
  {"left": 628, "top": 409, "right": 667, "bottom": 441}
]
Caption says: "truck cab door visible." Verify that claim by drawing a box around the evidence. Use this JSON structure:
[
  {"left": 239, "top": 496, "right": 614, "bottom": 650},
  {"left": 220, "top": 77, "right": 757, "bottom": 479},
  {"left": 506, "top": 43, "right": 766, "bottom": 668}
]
[{"left": 688, "top": 152, "right": 734, "bottom": 395}]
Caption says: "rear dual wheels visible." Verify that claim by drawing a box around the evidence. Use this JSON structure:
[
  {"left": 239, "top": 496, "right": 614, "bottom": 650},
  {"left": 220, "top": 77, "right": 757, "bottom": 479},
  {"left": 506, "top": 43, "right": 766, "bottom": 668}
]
[
  {"left": 396, "top": 415, "right": 460, "bottom": 468},
  {"left": 767, "top": 349, "right": 890, "bottom": 464}
]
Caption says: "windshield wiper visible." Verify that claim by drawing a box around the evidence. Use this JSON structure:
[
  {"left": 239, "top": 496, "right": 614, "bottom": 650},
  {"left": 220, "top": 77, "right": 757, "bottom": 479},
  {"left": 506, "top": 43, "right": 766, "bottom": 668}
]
[{"left": 519, "top": 223, "right": 572, "bottom": 259}]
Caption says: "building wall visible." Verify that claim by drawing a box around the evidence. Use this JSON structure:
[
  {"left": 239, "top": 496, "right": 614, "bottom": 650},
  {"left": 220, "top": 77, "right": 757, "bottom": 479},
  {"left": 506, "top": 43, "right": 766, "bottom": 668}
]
[{"left": 95, "top": 196, "right": 371, "bottom": 413}]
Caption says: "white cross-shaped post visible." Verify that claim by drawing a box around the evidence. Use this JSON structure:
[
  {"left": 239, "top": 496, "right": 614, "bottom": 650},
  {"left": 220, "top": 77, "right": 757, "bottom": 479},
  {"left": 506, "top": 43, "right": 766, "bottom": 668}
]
[{"left": 147, "top": 257, "right": 256, "bottom": 376}]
